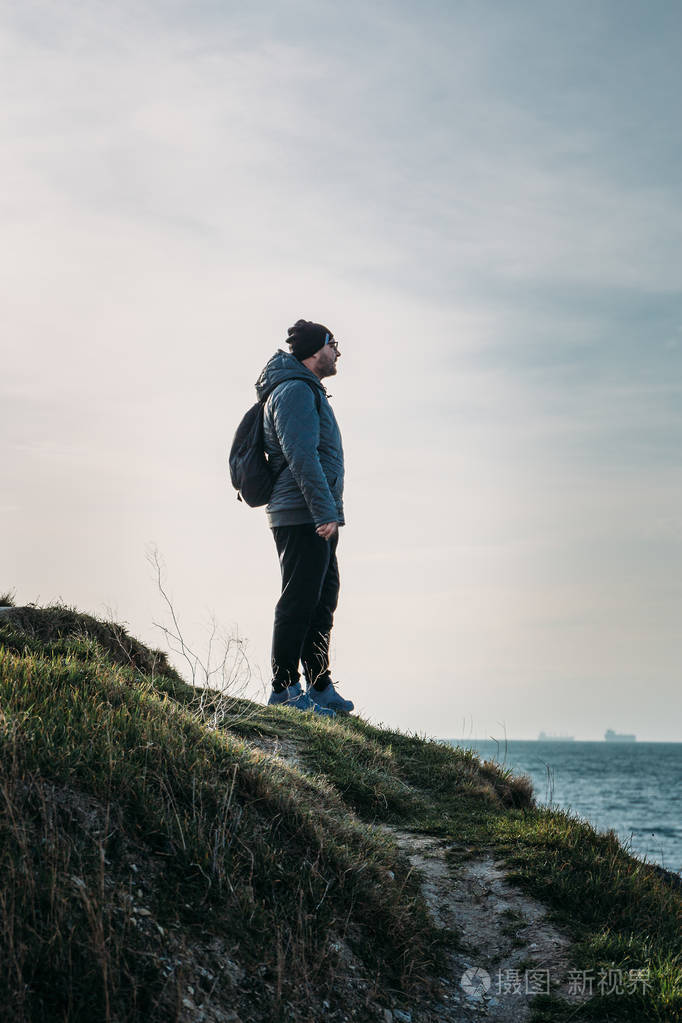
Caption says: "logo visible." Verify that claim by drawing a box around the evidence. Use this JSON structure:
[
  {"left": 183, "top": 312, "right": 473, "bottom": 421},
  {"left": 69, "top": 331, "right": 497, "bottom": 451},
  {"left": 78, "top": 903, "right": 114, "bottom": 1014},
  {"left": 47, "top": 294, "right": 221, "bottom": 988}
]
[{"left": 460, "top": 966, "right": 491, "bottom": 999}]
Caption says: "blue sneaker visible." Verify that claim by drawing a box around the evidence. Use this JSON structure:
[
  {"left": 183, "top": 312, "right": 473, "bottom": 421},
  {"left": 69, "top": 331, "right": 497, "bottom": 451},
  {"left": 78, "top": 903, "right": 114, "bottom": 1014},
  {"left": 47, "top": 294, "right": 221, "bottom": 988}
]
[
  {"left": 306, "top": 681, "right": 354, "bottom": 715},
  {"left": 268, "top": 682, "right": 335, "bottom": 717}
]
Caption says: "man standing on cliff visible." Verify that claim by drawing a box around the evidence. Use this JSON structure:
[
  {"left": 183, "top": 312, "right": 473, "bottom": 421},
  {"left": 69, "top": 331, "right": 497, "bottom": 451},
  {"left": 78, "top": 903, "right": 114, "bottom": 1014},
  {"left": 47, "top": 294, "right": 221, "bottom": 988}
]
[{"left": 255, "top": 319, "right": 354, "bottom": 716}]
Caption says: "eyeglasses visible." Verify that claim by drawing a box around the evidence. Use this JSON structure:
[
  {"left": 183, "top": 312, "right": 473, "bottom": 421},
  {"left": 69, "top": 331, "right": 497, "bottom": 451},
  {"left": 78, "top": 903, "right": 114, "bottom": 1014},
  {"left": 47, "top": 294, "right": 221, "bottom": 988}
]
[{"left": 325, "top": 335, "right": 340, "bottom": 351}]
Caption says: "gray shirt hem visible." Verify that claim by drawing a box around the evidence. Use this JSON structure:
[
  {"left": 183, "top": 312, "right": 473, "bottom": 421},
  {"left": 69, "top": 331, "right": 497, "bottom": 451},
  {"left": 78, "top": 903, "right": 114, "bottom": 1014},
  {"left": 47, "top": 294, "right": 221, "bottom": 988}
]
[{"left": 266, "top": 507, "right": 345, "bottom": 528}]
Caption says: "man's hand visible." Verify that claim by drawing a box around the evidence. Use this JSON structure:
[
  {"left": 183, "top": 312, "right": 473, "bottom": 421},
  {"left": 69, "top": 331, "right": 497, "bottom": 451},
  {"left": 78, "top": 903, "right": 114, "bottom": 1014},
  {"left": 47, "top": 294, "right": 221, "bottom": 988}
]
[{"left": 316, "top": 521, "right": 339, "bottom": 541}]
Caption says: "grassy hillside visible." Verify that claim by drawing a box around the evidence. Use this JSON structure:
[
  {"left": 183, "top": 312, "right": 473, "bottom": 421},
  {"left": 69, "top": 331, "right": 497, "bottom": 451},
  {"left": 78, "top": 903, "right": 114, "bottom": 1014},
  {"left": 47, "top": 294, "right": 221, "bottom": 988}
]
[{"left": 0, "top": 602, "right": 679, "bottom": 1022}]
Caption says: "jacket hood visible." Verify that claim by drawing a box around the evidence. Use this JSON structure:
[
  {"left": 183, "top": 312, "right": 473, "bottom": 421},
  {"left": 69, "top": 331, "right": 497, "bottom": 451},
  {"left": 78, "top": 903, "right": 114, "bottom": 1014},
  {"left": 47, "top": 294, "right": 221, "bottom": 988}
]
[{"left": 255, "top": 350, "right": 324, "bottom": 401}]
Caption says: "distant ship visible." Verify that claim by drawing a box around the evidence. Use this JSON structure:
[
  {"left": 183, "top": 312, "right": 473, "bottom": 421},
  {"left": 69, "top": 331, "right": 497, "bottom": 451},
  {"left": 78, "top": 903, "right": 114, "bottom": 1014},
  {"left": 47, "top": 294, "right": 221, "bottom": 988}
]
[
  {"left": 538, "top": 731, "right": 575, "bottom": 741},
  {"left": 604, "top": 729, "right": 636, "bottom": 742}
]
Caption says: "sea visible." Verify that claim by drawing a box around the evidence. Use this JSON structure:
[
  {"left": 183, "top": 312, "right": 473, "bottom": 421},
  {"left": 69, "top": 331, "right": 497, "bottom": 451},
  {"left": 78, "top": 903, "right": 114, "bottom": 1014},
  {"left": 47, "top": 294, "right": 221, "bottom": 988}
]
[{"left": 446, "top": 739, "right": 682, "bottom": 877}]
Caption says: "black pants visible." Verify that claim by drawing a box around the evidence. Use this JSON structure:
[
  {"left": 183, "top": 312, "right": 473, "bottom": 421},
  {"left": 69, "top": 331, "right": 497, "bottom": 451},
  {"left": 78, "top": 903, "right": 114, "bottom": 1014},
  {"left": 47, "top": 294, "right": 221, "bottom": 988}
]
[{"left": 271, "top": 524, "right": 340, "bottom": 690}]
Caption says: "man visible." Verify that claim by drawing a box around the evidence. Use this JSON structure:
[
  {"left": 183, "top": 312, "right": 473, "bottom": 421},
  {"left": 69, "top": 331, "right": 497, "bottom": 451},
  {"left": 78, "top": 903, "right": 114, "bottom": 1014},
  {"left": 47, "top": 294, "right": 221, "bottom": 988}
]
[{"left": 255, "top": 319, "right": 354, "bottom": 716}]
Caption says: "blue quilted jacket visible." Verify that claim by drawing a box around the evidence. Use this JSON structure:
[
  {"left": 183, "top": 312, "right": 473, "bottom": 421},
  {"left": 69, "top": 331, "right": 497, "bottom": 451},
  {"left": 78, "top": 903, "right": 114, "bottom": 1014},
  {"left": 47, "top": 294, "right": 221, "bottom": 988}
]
[{"left": 255, "top": 351, "right": 345, "bottom": 528}]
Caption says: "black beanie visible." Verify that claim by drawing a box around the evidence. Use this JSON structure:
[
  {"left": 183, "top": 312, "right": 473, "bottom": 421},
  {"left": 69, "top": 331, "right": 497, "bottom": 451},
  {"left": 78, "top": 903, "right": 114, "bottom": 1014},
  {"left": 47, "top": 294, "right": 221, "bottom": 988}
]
[{"left": 287, "top": 319, "right": 332, "bottom": 361}]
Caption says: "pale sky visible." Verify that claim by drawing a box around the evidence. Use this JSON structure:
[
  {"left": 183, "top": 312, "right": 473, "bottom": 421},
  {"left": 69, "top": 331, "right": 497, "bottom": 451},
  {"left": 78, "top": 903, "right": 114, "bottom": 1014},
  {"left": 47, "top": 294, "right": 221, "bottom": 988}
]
[{"left": 2, "top": 0, "right": 681, "bottom": 741}]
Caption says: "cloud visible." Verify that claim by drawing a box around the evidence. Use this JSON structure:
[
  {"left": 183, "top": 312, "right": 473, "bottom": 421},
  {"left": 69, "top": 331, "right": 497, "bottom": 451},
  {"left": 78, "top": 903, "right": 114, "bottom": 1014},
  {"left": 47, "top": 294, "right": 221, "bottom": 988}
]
[{"left": 1, "top": 0, "right": 681, "bottom": 738}]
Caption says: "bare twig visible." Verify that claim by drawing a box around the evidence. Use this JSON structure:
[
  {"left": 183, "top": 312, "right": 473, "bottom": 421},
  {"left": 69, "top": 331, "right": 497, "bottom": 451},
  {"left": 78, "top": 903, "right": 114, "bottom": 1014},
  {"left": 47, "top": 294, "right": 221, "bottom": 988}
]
[{"left": 146, "top": 546, "right": 255, "bottom": 729}]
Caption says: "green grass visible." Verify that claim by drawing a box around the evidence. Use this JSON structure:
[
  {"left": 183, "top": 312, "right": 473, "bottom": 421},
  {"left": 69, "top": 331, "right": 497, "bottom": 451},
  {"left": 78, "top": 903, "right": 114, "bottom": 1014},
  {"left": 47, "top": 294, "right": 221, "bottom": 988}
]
[
  {"left": 124, "top": 672, "right": 682, "bottom": 1022},
  {"left": 490, "top": 810, "right": 682, "bottom": 1021},
  {"left": 0, "top": 603, "right": 680, "bottom": 1022},
  {"left": 0, "top": 609, "right": 444, "bottom": 1022}
]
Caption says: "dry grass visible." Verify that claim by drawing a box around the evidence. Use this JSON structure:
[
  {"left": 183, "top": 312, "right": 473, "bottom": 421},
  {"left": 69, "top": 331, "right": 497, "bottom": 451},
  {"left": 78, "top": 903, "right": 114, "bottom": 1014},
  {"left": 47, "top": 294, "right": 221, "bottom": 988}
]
[
  {"left": 1, "top": 602, "right": 678, "bottom": 1022},
  {"left": 0, "top": 609, "right": 444, "bottom": 1022}
]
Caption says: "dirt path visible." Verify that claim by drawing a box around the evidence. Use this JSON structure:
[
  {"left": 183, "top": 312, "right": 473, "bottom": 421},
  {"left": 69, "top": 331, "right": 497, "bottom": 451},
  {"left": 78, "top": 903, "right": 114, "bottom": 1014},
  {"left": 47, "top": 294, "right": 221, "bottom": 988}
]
[
  {"left": 250, "top": 735, "right": 580, "bottom": 1021},
  {"left": 386, "top": 829, "right": 578, "bottom": 1022}
]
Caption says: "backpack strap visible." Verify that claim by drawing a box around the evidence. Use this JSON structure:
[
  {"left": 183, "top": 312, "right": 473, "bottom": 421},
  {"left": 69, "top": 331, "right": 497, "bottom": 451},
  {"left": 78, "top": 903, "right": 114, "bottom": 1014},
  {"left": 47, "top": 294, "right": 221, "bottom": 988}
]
[
  {"left": 262, "top": 377, "right": 323, "bottom": 484},
  {"left": 261, "top": 376, "right": 322, "bottom": 412}
]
